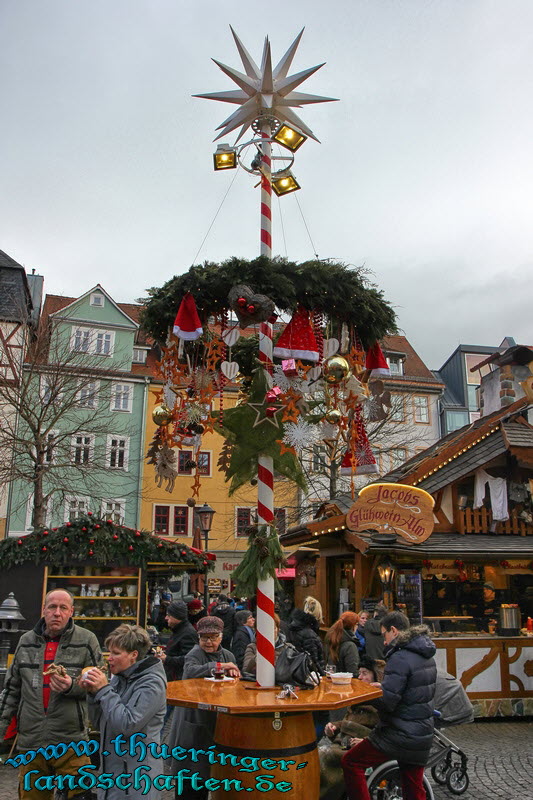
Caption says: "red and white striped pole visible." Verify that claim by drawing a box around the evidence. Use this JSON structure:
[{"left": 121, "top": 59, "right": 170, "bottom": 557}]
[{"left": 256, "top": 120, "right": 276, "bottom": 687}]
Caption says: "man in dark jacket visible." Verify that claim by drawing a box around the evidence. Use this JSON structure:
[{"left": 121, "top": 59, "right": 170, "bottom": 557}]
[
  {"left": 158, "top": 600, "right": 198, "bottom": 680},
  {"left": 211, "top": 594, "right": 236, "bottom": 649},
  {"left": 364, "top": 602, "right": 388, "bottom": 660},
  {"left": 342, "top": 611, "right": 437, "bottom": 800},
  {"left": 231, "top": 610, "right": 255, "bottom": 670}
]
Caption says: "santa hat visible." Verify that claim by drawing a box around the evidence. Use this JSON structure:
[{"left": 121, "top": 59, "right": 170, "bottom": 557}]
[
  {"left": 273, "top": 306, "right": 320, "bottom": 362},
  {"left": 340, "top": 410, "right": 379, "bottom": 475},
  {"left": 173, "top": 292, "right": 203, "bottom": 340},
  {"left": 365, "top": 342, "right": 390, "bottom": 377}
]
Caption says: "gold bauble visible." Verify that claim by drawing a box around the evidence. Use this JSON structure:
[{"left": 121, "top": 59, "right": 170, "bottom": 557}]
[
  {"left": 152, "top": 404, "right": 172, "bottom": 426},
  {"left": 322, "top": 356, "right": 351, "bottom": 385},
  {"left": 325, "top": 408, "right": 342, "bottom": 424}
]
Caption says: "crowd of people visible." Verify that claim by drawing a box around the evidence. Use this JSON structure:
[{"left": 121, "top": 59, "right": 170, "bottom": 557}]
[{"left": 0, "top": 590, "right": 441, "bottom": 800}]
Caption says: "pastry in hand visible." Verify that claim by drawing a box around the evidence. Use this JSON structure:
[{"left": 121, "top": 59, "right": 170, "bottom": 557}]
[{"left": 43, "top": 663, "right": 68, "bottom": 678}]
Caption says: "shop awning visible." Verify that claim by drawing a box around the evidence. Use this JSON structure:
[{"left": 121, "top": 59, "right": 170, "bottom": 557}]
[{"left": 275, "top": 567, "right": 295, "bottom": 579}]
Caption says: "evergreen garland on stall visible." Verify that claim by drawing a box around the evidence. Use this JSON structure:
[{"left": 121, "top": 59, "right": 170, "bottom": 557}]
[{"left": 0, "top": 515, "right": 215, "bottom": 572}]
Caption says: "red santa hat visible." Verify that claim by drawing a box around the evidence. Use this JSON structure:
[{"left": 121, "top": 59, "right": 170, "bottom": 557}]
[
  {"left": 173, "top": 292, "right": 203, "bottom": 340},
  {"left": 273, "top": 306, "right": 320, "bottom": 362},
  {"left": 365, "top": 342, "right": 390, "bottom": 377},
  {"left": 340, "top": 410, "right": 379, "bottom": 475}
]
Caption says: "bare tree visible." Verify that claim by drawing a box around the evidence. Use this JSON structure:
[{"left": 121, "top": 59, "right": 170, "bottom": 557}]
[{"left": 0, "top": 314, "right": 137, "bottom": 531}]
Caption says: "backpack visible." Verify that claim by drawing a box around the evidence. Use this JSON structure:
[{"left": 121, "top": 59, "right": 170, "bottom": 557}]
[{"left": 275, "top": 643, "right": 322, "bottom": 688}]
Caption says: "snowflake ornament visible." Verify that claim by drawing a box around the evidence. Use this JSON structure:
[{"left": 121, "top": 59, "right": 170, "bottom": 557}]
[
  {"left": 272, "top": 365, "right": 306, "bottom": 394},
  {"left": 163, "top": 382, "right": 177, "bottom": 409},
  {"left": 283, "top": 420, "right": 320, "bottom": 453}
]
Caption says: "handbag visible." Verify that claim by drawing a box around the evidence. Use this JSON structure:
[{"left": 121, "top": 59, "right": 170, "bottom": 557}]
[{"left": 274, "top": 643, "right": 322, "bottom": 688}]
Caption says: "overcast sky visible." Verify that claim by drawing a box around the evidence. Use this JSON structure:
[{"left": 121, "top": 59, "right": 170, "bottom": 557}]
[{"left": 1, "top": 0, "right": 532, "bottom": 369}]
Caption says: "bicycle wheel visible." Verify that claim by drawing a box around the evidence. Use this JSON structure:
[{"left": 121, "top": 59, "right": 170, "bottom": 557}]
[
  {"left": 430, "top": 759, "right": 450, "bottom": 785},
  {"left": 446, "top": 766, "right": 469, "bottom": 795},
  {"left": 367, "top": 763, "right": 434, "bottom": 800}
]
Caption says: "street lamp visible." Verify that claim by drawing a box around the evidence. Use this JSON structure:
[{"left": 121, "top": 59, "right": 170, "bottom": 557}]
[
  {"left": 377, "top": 558, "right": 396, "bottom": 611},
  {"left": 196, "top": 503, "right": 216, "bottom": 606}
]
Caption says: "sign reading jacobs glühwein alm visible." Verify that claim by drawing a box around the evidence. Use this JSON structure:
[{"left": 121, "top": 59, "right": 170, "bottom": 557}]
[{"left": 346, "top": 483, "right": 435, "bottom": 545}]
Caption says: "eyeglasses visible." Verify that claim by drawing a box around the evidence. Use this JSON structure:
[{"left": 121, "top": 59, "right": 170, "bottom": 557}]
[{"left": 199, "top": 633, "right": 222, "bottom": 641}]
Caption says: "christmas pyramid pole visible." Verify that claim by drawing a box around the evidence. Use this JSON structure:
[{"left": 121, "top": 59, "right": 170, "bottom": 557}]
[{"left": 196, "top": 29, "right": 337, "bottom": 688}]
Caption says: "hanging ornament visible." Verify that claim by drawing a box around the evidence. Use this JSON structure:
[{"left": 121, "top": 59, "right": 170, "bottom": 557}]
[
  {"left": 42, "top": 530, "right": 49, "bottom": 536},
  {"left": 17, "top": 539, "right": 23, "bottom": 545},
  {"left": 323, "top": 355, "right": 351, "bottom": 385},
  {"left": 113, "top": 534, "right": 119, "bottom": 540},
  {"left": 283, "top": 420, "right": 319, "bottom": 453},
  {"left": 273, "top": 306, "right": 320, "bottom": 362},
  {"left": 94, "top": 524, "right": 101, "bottom": 530},
  {"left": 367, "top": 380, "right": 392, "bottom": 421},
  {"left": 135, "top": 530, "right": 141, "bottom": 537},
  {"left": 89, "top": 539, "right": 95, "bottom": 544},
  {"left": 42, "top": 546, "right": 47, "bottom": 552},
  {"left": 281, "top": 359, "right": 298, "bottom": 377},
  {"left": 173, "top": 292, "right": 203, "bottom": 340},
  {"left": 324, "top": 408, "right": 342, "bottom": 424},
  {"left": 88, "top": 549, "right": 94, "bottom": 556},
  {"left": 82, "top": 527, "right": 87, "bottom": 532},
  {"left": 158, "top": 542, "right": 163, "bottom": 548},
  {"left": 228, "top": 284, "right": 275, "bottom": 328},
  {"left": 87, "top": 511, "right": 93, "bottom": 516},
  {"left": 128, "top": 545, "right": 134, "bottom": 551},
  {"left": 365, "top": 341, "right": 390, "bottom": 377},
  {"left": 152, "top": 404, "right": 172, "bottom": 426},
  {"left": 340, "top": 406, "right": 378, "bottom": 476}
]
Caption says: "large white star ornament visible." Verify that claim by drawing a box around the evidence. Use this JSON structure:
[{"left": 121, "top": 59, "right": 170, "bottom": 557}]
[{"left": 195, "top": 27, "right": 338, "bottom": 142}]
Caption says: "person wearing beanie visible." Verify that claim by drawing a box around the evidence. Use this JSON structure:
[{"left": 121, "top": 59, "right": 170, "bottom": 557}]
[
  {"left": 156, "top": 600, "right": 198, "bottom": 681},
  {"left": 187, "top": 597, "right": 207, "bottom": 628},
  {"left": 168, "top": 614, "right": 239, "bottom": 800}
]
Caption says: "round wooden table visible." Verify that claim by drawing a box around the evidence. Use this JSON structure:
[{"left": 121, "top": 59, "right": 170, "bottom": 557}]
[{"left": 167, "top": 677, "right": 382, "bottom": 799}]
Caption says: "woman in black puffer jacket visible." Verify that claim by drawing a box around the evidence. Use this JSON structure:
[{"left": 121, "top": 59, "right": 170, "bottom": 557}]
[{"left": 287, "top": 608, "right": 325, "bottom": 670}]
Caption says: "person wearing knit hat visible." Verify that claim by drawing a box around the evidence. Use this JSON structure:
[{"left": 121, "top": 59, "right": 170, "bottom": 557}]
[
  {"left": 155, "top": 599, "right": 198, "bottom": 682},
  {"left": 168, "top": 614, "right": 239, "bottom": 800},
  {"left": 187, "top": 597, "right": 207, "bottom": 629}
]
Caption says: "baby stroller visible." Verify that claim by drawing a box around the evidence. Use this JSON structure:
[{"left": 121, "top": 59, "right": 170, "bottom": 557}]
[{"left": 358, "top": 672, "right": 474, "bottom": 799}]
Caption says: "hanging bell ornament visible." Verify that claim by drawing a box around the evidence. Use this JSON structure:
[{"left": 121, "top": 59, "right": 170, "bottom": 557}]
[
  {"left": 322, "top": 356, "right": 351, "bottom": 385},
  {"left": 152, "top": 404, "right": 172, "bottom": 426},
  {"left": 325, "top": 408, "right": 342, "bottom": 424}
]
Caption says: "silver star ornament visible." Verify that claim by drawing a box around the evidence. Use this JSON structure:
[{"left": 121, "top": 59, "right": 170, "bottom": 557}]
[{"left": 194, "top": 27, "right": 338, "bottom": 142}]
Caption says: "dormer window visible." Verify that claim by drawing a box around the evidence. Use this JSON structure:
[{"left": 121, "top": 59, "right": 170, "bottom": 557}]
[
  {"left": 132, "top": 347, "right": 147, "bottom": 364},
  {"left": 387, "top": 356, "right": 403, "bottom": 376},
  {"left": 90, "top": 293, "right": 104, "bottom": 307}
]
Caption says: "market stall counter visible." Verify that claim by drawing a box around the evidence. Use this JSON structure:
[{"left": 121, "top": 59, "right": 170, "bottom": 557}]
[{"left": 166, "top": 677, "right": 382, "bottom": 800}]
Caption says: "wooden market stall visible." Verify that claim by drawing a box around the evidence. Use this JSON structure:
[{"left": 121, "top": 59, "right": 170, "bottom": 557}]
[{"left": 281, "top": 398, "right": 533, "bottom": 717}]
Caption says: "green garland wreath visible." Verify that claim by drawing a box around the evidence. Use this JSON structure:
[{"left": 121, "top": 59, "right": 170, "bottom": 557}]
[
  {"left": 140, "top": 256, "right": 397, "bottom": 344},
  {"left": 231, "top": 524, "right": 287, "bottom": 598},
  {"left": 0, "top": 515, "right": 215, "bottom": 572}
]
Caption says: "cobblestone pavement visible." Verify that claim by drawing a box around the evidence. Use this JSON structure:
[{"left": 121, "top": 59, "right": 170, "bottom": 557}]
[{"left": 0, "top": 720, "right": 531, "bottom": 799}]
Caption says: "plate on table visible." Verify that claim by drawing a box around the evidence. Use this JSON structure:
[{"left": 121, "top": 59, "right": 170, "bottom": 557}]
[{"left": 204, "top": 676, "right": 236, "bottom": 682}]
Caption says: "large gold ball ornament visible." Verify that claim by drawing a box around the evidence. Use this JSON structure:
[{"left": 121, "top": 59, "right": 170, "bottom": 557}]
[
  {"left": 152, "top": 404, "right": 172, "bottom": 426},
  {"left": 325, "top": 408, "right": 342, "bottom": 424},
  {"left": 322, "top": 356, "right": 351, "bottom": 385}
]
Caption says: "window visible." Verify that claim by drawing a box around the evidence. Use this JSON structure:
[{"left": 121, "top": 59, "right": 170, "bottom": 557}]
[
  {"left": 44, "top": 431, "right": 58, "bottom": 464},
  {"left": 107, "top": 435, "right": 129, "bottom": 470},
  {"left": 78, "top": 381, "right": 99, "bottom": 408},
  {"left": 274, "top": 507, "right": 287, "bottom": 536},
  {"left": 178, "top": 450, "right": 194, "bottom": 475},
  {"left": 132, "top": 348, "right": 147, "bottom": 364},
  {"left": 72, "top": 328, "right": 91, "bottom": 353},
  {"left": 70, "top": 326, "right": 114, "bottom": 356},
  {"left": 389, "top": 394, "right": 405, "bottom": 422},
  {"left": 153, "top": 505, "right": 190, "bottom": 536},
  {"left": 65, "top": 497, "right": 89, "bottom": 522},
  {"left": 387, "top": 356, "right": 403, "bottom": 376},
  {"left": 95, "top": 332, "right": 112, "bottom": 356},
  {"left": 312, "top": 444, "right": 328, "bottom": 473},
  {"left": 236, "top": 507, "right": 255, "bottom": 537},
  {"left": 102, "top": 500, "right": 125, "bottom": 524},
  {"left": 413, "top": 395, "right": 429, "bottom": 424},
  {"left": 390, "top": 448, "right": 407, "bottom": 469},
  {"left": 111, "top": 382, "right": 133, "bottom": 412},
  {"left": 71, "top": 434, "right": 94, "bottom": 465},
  {"left": 90, "top": 293, "right": 104, "bottom": 307},
  {"left": 173, "top": 506, "right": 189, "bottom": 535},
  {"left": 154, "top": 505, "right": 170, "bottom": 535},
  {"left": 197, "top": 451, "right": 211, "bottom": 476}
]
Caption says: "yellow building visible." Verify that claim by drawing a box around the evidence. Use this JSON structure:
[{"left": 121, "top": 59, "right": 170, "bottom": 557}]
[{"left": 140, "top": 385, "right": 299, "bottom": 595}]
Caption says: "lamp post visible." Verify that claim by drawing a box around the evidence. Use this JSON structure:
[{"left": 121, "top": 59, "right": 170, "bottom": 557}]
[
  {"left": 0, "top": 592, "right": 25, "bottom": 691},
  {"left": 196, "top": 29, "right": 336, "bottom": 687},
  {"left": 196, "top": 503, "right": 216, "bottom": 608}
]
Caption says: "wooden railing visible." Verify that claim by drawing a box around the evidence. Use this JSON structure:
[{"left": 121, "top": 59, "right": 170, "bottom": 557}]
[{"left": 458, "top": 507, "right": 533, "bottom": 535}]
